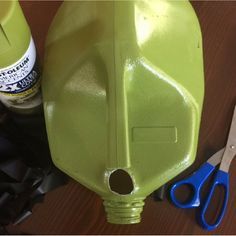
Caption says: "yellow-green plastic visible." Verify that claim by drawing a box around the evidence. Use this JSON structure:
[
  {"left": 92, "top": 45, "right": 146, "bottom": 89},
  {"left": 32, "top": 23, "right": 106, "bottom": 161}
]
[
  {"left": 42, "top": 0, "right": 204, "bottom": 224},
  {"left": 0, "top": 1, "right": 30, "bottom": 68}
]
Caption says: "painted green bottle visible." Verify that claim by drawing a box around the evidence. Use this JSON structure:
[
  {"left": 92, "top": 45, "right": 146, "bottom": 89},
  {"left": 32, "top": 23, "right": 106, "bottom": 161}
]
[
  {"left": 43, "top": 0, "right": 204, "bottom": 224},
  {"left": 0, "top": 1, "right": 41, "bottom": 114}
]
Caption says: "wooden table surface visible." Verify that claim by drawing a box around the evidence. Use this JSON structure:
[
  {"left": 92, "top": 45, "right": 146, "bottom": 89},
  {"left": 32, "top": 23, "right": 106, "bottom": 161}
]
[{"left": 11, "top": 1, "right": 236, "bottom": 234}]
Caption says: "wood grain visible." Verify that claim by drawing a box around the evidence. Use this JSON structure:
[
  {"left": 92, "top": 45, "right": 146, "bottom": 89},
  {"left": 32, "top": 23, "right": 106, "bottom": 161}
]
[{"left": 12, "top": 1, "right": 236, "bottom": 234}]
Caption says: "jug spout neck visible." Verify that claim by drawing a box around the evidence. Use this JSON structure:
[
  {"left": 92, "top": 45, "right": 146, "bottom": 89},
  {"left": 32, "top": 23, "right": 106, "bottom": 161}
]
[{"left": 103, "top": 198, "right": 145, "bottom": 224}]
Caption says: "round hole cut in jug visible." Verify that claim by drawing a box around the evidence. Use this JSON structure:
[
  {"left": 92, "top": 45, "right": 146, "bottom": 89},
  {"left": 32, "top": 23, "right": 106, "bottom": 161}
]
[
  {"left": 104, "top": 169, "right": 144, "bottom": 224},
  {"left": 109, "top": 169, "right": 134, "bottom": 195}
]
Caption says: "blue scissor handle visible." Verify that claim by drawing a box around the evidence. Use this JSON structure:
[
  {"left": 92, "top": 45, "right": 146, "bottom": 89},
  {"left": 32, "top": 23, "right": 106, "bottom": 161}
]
[
  {"left": 198, "top": 169, "right": 229, "bottom": 231},
  {"left": 170, "top": 162, "right": 215, "bottom": 208}
]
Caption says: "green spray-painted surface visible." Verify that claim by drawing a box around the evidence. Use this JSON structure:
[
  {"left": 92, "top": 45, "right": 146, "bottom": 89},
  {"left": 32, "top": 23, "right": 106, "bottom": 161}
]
[
  {"left": 43, "top": 0, "right": 204, "bottom": 224},
  {"left": 0, "top": 1, "right": 30, "bottom": 68}
]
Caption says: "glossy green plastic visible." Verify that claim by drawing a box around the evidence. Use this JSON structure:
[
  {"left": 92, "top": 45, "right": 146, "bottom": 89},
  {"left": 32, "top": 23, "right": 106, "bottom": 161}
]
[
  {"left": 42, "top": 0, "right": 204, "bottom": 224},
  {"left": 0, "top": 1, "right": 30, "bottom": 68}
]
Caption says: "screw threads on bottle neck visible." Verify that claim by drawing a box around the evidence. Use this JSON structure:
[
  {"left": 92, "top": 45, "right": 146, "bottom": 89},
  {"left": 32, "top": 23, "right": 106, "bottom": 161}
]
[{"left": 103, "top": 198, "right": 145, "bottom": 224}]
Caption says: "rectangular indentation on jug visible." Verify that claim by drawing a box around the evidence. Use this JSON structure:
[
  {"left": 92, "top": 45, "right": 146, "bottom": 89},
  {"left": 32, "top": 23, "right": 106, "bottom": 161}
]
[{"left": 132, "top": 126, "right": 177, "bottom": 143}]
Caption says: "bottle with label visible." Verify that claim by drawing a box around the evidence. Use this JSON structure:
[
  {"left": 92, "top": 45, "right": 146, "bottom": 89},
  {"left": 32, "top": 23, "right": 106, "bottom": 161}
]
[{"left": 0, "top": 1, "right": 42, "bottom": 114}]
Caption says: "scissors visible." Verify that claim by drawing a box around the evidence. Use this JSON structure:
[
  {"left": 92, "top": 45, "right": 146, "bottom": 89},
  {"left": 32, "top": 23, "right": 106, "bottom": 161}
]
[{"left": 170, "top": 105, "right": 236, "bottom": 231}]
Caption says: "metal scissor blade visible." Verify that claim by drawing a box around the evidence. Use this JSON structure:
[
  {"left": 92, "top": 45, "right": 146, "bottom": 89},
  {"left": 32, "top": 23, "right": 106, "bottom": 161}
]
[
  {"left": 226, "top": 105, "right": 236, "bottom": 148},
  {"left": 220, "top": 105, "right": 236, "bottom": 172},
  {"left": 207, "top": 148, "right": 225, "bottom": 166}
]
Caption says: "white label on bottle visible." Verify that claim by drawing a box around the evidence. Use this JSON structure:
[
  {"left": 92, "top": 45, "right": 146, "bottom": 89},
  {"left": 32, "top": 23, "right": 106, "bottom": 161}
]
[{"left": 0, "top": 37, "right": 42, "bottom": 110}]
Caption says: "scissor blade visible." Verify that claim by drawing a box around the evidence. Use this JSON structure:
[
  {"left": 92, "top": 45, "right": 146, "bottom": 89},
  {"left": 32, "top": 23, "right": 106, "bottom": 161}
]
[
  {"left": 226, "top": 105, "right": 236, "bottom": 148},
  {"left": 207, "top": 148, "right": 225, "bottom": 166},
  {"left": 220, "top": 105, "right": 236, "bottom": 172}
]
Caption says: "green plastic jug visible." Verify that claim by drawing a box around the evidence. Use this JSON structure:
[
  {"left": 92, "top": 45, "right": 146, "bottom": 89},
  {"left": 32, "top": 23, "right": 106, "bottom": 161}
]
[
  {"left": 42, "top": 0, "right": 204, "bottom": 224},
  {"left": 0, "top": 0, "right": 41, "bottom": 114}
]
